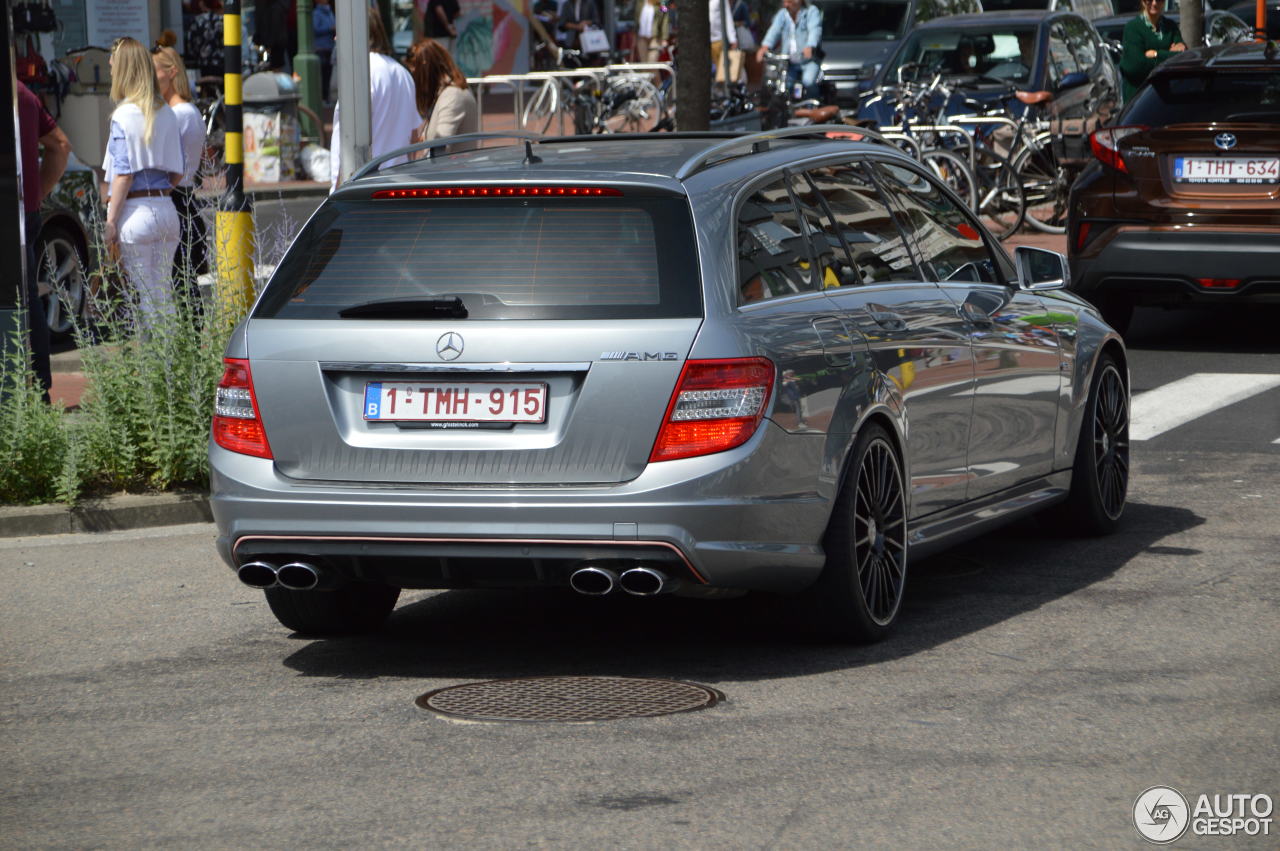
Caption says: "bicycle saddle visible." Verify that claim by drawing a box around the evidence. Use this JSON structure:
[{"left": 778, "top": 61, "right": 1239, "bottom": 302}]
[
  {"left": 793, "top": 105, "right": 840, "bottom": 123},
  {"left": 1015, "top": 90, "right": 1053, "bottom": 105}
]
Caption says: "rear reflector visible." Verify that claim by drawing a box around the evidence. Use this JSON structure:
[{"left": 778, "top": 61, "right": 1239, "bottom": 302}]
[
  {"left": 1074, "top": 221, "right": 1093, "bottom": 253},
  {"left": 1198, "top": 278, "right": 1241, "bottom": 289},
  {"left": 371, "top": 186, "right": 623, "bottom": 199},
  {"left": 213, "top": 358, "right": 273, "bottom": 459},
  {"left": 649, "top": 358, "right": 774, "bottom": 462},
  {"left": 1089, "top": 126, "right": 1146, "bottom": 173}
]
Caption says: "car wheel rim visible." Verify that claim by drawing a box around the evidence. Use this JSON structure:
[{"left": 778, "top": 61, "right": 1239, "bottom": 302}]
[
  {"left": 853, "top": 438, "right": 907, "bottom": 625},
  {"left": 38, "top": 236, "right": 85, "bottom": 336},
  {"left": 1093, "top": 364, "right": 1129, "bottom": 520}
]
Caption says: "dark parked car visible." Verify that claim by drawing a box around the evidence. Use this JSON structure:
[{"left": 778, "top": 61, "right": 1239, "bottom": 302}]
[
  {"left": 34, "top": 153, "right": 100, "bottom": 339},
  {"left": 859, "top": 10, "right": 1120, "bottom": 131},
  {"left": 1226, "top": 0, "right": 1280, "bottom": 36},
  {"left": 1067, "top": 42, "right": 1280, "bottom": 332},
  {"left": 812, "top": 0, "right": 984, "bottom": 105},
  {"left": 211, "top": 128, "right": 1130, "bottom": 641}
]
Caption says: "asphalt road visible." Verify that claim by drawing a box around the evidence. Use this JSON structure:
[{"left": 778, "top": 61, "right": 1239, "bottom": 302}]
[{"left": 3, "top": 306, "right": 1277, "bottom": 848}]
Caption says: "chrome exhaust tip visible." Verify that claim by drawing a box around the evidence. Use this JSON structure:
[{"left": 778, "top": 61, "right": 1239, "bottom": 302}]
[
  {"left": 568, "top": 565, "right": 619, "bottom": 596},
  {"left": 237, "top": 561, "right": 279, "bottom": 589},
  {"left": 619, "top": 566, "right": 674, "bottom": 596},
  {"left": 276, "top": 562, "right": 322, "bottom": 591}
]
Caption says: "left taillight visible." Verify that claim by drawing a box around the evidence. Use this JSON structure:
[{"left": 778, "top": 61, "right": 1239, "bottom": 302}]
[
  {"left": 649, "top": 358, "right": 775, "bottom": 463},
  {"left": 1089, "top": 125, "right": 1146, "bottom": 173},
  {"left": 212, "top": 358, "right": 273, "bottom": 459}
]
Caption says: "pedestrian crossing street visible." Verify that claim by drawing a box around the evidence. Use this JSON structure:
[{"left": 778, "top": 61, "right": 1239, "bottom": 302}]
[{"left": 1130, "top": 372, "right": 1280, "bottom": 444}]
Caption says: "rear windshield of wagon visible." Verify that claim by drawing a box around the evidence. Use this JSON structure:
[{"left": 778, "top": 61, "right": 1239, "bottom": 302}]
[
  {"left": 1125, "top": 71, "right": 1280, "bottom": 125},
  {"left": 254, "top": 195, "right": 702, "bottom": 320}
]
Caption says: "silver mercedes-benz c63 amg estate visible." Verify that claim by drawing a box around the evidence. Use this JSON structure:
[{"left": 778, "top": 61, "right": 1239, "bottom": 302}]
[{"left": 210, "top": 127, "right": 1130, "bottom": 642}]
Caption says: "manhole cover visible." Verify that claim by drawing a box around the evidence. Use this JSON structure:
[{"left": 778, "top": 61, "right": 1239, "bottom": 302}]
[{"left": 416, "top": 676, "right": 723, "bottom": 723}]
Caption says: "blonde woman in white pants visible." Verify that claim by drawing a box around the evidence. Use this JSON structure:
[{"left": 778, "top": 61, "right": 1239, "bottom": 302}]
[{"left": 103, "top": 38, "right": 184, "bottom": 331}]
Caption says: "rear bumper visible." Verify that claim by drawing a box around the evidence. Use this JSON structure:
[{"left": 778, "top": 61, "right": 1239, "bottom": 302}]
[
  {"left": 209, "top": 420, "right": 832, "bottom": 593},
  {"left": 1070, "top": 225, "right": 1280, "bottom": 306}
]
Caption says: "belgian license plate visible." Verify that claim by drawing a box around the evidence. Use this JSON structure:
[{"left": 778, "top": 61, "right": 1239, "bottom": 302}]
[
  {"left": 363, "top": 381, "right": 548, "bottom": 424},
  {"left": 1173, "top": 157, "right": 1280, "bottom": 184}
]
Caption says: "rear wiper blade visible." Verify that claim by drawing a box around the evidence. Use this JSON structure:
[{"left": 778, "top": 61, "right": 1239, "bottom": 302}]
[{"left": 338, "top": 297, "right": 468, "bottom": 319}]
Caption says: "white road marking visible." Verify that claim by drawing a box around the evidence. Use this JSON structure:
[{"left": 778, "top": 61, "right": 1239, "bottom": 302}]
[{"left": 1130, "top": 373, "right": 1280, "bottom": 441}]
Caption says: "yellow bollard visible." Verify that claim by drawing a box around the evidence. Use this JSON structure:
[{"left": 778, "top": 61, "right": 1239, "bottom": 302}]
[{"left": 214, "top": 209, "right": 256, "bottom": 316}]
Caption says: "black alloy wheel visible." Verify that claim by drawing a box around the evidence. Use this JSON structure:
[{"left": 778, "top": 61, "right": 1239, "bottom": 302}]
[
  {"left": 1091, "top": 361, "right": 1130, "bottom": 522},
  {"left": 1045, "top": 354, "right": 1129, "bottom": 535},
  {"left": 811, "top": 423, "right": 909, "bottom": 642}
]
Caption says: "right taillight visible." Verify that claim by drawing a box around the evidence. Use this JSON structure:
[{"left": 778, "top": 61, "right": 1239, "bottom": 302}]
[
  {"left": 212, "top": 358, "right": 273, "bottom": 459},
  {"left": 1089, "top": 126, "right": 1147, "bottom": 173},
  {"left": 649, "top": 358, "right": 775, "bottom": 463}
]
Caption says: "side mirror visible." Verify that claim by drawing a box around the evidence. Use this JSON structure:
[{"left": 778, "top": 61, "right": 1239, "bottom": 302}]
[
  {"left": 1015, "top": 245, "right": 1068, "bottom": 291},
  {"left": 1057, "top": 70, "right": 1090, "bottom": 92}
]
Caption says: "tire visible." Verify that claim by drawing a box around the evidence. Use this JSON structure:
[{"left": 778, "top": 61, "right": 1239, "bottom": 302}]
[
  {"left": 1012, "top": 143, "right": 1067, "bottom": 234},
  {"left": 972, "top": 145, "right": 1025, "bottom": 240},
  {"left": 264, "top": 581, "right": 400, "bottom": 636},
  {"left": 521, "top": 80, "right": 560, "bottom": 135},
  {"left": 1044, "top": 353, "right": 1129, "bottom": 536},
  {"left": 809, "top": 423, "right": 909, "bottom": 642},
  {"left": 36, "top": 226, "right": 88, "bottom": 340},
  {"left": 921, "top": 149, "right": 977, "bottom": 213}
]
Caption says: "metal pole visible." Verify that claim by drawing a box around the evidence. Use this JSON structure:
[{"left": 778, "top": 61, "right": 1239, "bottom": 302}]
[
  {"left": 1, "top": 1, "right": 23, "bottom": 348},
  {"left": 295, "top": 0, "right": 322, "bottom": 138},
  {"left": 215, "top": 0, "right": 257, "bottom": 316},
  {"left": 335, "top": 0, "right": 372, "bottom": 184}
]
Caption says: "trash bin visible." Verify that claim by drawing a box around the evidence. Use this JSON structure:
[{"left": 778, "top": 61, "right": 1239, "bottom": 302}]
[{"left": 243, "top": 71, "right": 300, "bottom": 183}]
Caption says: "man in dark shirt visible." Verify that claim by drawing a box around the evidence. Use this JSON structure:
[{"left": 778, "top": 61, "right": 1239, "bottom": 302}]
[
  {"left": 16, "top": 82, "right": 70, "bottom": 404},
  {"left": 559, "top": 0, "right": 601, "bottom": 51},
  {"left": 426, "top": 0, "right": 461, "bottom": 49}
]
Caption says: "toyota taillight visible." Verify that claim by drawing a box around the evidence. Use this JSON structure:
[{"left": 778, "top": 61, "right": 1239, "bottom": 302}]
[
  {"left": 1089, "top": 126, "right": 1146, "bottom": 173},
  {"left": 649, "top": 358, "right": 774, "bottom": 462},
  {"left": 213, "top": 358, "right": 273, "bottom": 459}
]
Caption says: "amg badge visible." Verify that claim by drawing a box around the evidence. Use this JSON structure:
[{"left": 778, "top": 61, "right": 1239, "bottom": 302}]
[{"left": 600, "top": 351, "right": 680, "bottom": 361}]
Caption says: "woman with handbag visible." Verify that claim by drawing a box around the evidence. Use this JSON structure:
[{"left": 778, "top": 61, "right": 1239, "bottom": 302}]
[
  {"left": 406, "top": 39, "right": 479, "bottom": 157},
  {"left": 102, "top": 37, "right": 184, "bottom": 331},
  {"left": 152, "top": 40, "right": 208, "bottom": 316}
]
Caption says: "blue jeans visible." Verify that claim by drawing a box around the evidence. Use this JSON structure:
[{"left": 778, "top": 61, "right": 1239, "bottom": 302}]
[{"left": 787, "top": 59, "right": 822, "bottom": 101}]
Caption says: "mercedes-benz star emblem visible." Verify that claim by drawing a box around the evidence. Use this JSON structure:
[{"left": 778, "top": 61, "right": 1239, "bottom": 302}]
[
  {"left": 436, "top": 332, "right": 464, "bottom": 361},
  {"left": 1215, "top": 132, "right": 1237, "bottom": 151}
]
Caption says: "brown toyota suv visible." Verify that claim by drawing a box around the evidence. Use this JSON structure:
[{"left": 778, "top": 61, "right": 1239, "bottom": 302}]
[{"left": 1066, "top": 42, "right": 1280, "bottom": 333}]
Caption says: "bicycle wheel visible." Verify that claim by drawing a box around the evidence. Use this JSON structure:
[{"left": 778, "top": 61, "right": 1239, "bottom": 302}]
[
  {"left": 521, "top": 80, "right": 560, "bottom": 135},
  {"left": 600, "top": 77, "right": 667, "bottom": 133},
  {"left": 921, "top": 149, "right": 978, "bottom": 213},
  {"left": 1013, "top": 143, "right": 1068, "bottom": 234},
  {"left": 972, "top": 145, "right": 1025, "bottom": 240}
]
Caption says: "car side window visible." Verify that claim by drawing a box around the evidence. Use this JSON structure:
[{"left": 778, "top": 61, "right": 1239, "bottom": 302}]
[
  {"left": 786, "top": 171, "right": 862, "bottom": 288},
  {"left": 802, "top": 162, "right": 921, "bottom": 285},
  {"left": 1063, "top": 16, "right": 1098, "bottom": 71},
  {"left": 736, "top": 177, "right": 820, "bottom": 304},
  {"left": 870, "top": 161, "right": 1005, "bottom": 285},
  {"left": 1046, "top": 22, "right": 1080, "bottom": 86}
]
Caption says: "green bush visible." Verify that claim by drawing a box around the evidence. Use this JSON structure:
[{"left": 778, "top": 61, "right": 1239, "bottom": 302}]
[{"left": 0, "top": 323, "right": 69, "bottom": 505}]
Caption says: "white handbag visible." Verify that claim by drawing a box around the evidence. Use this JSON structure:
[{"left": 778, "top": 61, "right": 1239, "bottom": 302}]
[{"left": 580, "top": 26, "right": 610, "bottom": 54}]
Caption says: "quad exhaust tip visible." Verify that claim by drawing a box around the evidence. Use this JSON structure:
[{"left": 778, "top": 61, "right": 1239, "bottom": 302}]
[
  {"left": 237, "top": 561, "right": 278, "bottom": 589},
  {"left": 619, "top": 566, "right": 674, "bottom": 596},
  {"left": 568, "top": 565, "right": 619, "bottom": 596},
  {"left": 276, "top": 562, "right": 321, "bottom": 591}
]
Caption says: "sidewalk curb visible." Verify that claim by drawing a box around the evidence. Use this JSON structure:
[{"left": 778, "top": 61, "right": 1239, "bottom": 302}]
[{"left": 0, "top": 492, "right": 213, "bottom": 538}]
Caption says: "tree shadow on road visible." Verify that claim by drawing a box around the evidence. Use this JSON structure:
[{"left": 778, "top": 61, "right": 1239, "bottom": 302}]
[
  {"left": 281, "top": 501, "right": 1203, "bottom": 684},
  {"left": 1126, "top": 304, "right": 1280, "bottom": 354}
]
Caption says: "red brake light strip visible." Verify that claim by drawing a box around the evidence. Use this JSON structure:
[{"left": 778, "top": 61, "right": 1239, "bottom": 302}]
[{"left": 371, "top": 186, "right": 623, "bottom": 199}]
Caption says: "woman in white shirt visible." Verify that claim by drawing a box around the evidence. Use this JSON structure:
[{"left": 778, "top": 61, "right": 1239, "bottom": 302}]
[
  {"left": 152, "top": 42, "right": 208, "bottom": 313},
  {"left": 406, "top": 39, "right": 478, "bottom": 157},
  {"left": 103, "top": 37, "right": 184, "bottom": 330}
]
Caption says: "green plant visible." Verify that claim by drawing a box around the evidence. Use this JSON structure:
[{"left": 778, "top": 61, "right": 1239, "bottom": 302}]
[{"left": 0, "top": 316, "right": 69, "bottom": 504}]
